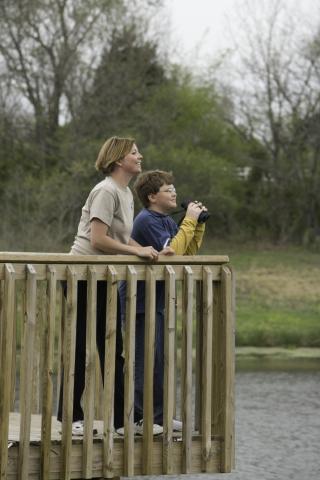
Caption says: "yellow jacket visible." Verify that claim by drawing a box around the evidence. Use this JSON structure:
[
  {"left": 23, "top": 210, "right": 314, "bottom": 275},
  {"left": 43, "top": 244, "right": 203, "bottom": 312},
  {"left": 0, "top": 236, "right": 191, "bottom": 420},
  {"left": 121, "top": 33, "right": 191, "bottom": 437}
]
[{"left": 170, "top": 216, "right": 205, "bottom": 255}]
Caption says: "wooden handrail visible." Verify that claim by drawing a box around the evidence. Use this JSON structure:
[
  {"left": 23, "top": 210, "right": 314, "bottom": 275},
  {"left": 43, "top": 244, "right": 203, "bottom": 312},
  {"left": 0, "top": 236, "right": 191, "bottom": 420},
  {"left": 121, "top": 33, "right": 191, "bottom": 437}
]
[{"left": 0, "top": 252, "right": 229, "bottom": 264}]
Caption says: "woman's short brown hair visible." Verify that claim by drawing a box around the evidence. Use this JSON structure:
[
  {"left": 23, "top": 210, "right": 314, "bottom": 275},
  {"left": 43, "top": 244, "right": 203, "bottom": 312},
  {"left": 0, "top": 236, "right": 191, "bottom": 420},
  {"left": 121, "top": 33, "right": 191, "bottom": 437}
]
[
  {"left": 134, "top": 170, "right": 174, "bottom": 207},
  {"left": 95, "top": 136, "right": 135, "bottom": 174}
]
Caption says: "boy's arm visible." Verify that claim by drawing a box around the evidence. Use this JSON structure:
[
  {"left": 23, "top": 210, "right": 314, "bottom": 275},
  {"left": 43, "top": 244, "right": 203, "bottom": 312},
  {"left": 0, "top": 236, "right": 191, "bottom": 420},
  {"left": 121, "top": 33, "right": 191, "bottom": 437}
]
[
  {"left": 185, "top": 223, "right": 206, "bottom": 255},
  {"left": 169, "top": 217, "right": 198, "bottom": 255},
  {"left": 132, "top": 213, "right": 172, "bottom": 252}
]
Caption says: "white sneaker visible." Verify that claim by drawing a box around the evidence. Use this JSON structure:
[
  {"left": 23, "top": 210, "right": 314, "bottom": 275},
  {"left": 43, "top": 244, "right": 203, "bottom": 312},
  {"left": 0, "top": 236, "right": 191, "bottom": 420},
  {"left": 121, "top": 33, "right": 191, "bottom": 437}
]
[
  {"left": 172, "top": 419, "right": 183, "bottom": 432},
  {"left": 116, "top": 420, "right": 163, "bottom": 436},
  {"left": 134, "top": 419, "right": 163, "bottom": 436},
  {"left": 71, "top": 420, "right": 98, "bottom": 436}
]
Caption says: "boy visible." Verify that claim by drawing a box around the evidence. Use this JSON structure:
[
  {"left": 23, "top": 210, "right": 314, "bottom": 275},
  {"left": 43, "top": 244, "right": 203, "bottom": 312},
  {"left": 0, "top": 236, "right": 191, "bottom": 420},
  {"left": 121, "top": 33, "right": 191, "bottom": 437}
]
[{"left": 118, "top": 170, "right": 206, "bottom": 435}]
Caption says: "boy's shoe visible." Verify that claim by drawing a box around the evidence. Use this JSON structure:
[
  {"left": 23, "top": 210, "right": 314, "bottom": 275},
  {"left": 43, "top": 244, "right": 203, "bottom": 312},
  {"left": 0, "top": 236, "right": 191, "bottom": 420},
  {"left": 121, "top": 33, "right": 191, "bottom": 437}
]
[
  {"left": 172, "top": 419, "right": 183, "bottom": 432},
  {"left": 71, "top": 420, "right": 98, "bottom": 436},
  {"left": 134, "top": 419, "right": 163, "bottom": 436},
  {"left": 116, "top": 420, "right": 163, "bottom": 436}
]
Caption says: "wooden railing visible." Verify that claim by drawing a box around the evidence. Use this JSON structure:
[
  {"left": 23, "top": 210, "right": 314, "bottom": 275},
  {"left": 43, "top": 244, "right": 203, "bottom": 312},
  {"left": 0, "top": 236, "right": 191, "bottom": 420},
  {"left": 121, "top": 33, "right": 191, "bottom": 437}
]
[{"left": 0, "top": 253, "right": 235, "bottom": 480}]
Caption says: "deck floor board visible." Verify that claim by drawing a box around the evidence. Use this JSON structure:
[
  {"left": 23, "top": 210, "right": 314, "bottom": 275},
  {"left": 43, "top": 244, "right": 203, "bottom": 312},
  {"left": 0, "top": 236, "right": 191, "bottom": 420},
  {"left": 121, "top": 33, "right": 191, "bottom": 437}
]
[{"left": 8, "top": 413, "right": 107, "bottom": 443}]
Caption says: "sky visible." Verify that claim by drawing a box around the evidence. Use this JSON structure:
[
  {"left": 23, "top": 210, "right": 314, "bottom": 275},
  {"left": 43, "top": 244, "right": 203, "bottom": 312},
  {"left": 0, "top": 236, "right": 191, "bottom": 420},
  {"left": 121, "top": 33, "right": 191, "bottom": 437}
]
[{"left": 164, "top": 0, "right": 320, "bottom": 67}]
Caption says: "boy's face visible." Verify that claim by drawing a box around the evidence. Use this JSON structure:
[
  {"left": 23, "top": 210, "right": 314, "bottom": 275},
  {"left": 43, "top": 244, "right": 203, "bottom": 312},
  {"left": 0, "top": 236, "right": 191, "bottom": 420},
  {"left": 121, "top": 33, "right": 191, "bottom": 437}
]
[{"left": 149, "top": 184, "right": 177, "bottom": 213}]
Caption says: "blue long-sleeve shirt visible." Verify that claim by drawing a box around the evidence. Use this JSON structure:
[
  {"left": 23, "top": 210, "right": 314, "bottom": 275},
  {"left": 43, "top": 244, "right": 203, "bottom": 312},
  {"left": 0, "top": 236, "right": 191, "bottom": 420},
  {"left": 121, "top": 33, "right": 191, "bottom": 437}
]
[{"left": 119, "top": 209, "right": 178, "bottom": 314}]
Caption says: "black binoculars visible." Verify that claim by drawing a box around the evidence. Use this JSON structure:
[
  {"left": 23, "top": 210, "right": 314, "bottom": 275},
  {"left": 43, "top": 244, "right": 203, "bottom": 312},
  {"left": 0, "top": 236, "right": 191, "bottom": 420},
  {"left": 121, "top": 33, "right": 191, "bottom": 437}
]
[{"left": 181, "top": 199, "right": 210, "bottom": 224}]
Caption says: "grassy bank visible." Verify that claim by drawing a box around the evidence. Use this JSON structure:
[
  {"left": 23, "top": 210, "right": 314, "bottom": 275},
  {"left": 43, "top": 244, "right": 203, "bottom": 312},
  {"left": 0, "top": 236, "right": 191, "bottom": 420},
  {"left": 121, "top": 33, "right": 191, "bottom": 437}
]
[
  {"left": 236, "top": 346, "right": 320, "bottom": 370},
  {"left": 203, "top": 240, "right": 320, "bottom": 347}
]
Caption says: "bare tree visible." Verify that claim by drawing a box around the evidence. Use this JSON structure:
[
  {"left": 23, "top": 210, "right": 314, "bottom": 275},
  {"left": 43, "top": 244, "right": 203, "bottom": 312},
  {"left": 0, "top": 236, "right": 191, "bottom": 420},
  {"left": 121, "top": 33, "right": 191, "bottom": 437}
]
[
  {"left": 0, "top": 0, "right": 123, "bottom": 150},
  {"left": 226, "top": 0, "right": 320, "bottom": 242}
]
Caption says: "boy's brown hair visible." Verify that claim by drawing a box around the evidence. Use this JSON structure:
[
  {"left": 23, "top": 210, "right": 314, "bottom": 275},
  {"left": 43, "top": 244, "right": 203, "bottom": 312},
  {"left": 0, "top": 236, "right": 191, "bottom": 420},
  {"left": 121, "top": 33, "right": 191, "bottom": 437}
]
[{"left": 134, "top": 170, "right": 174, "bottom": 207}]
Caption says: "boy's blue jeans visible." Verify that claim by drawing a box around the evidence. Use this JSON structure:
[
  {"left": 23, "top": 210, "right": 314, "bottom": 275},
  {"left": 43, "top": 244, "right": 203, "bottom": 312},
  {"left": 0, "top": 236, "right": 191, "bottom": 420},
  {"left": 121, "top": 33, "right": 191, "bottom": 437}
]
[{"left": 134, "top": 311, "right": 164, "bottom": 425}]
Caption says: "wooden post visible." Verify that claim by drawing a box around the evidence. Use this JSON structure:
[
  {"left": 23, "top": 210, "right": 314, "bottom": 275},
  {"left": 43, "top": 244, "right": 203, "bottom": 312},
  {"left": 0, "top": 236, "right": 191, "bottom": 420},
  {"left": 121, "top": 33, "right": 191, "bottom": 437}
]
[
  {"left": 123, "top": 265, "right": 137, "bottom": 476},
  {"left": 0, "top": 277, "right": 3, "bottom": 374},
  {"left": 56, "top": 282, "right": 65, "bottom": 413},
  {"left": 211, "top": 279, "right": 222, "bottom": 438},
  {"left": 162, "top": 265, "right": 176, "bottom": 474},
  {"left": 181, "top": 266, "right": 193, "bottom": 473},
  {"left": 221, "top": 266, "right": 235, "bottom": 473},
  {"left": 61, "top": 266, "right": 78, "bottom": 480},
  {"left": 10, "top": 281, "right": 17, "bottom": 411},
  {"left": 0, "top": 264, "right": 15, "bottom": 480},
  {"left": 195, "top": 280, "right": 203, "bottom": 432},
  {"left": 33, "top": 281, "right": 45, "bottom": 414},
  {"left": 40, "top": 266, "right": 57, "bottom": 480},
  {"left": 201, "top": 266, "right": 213, "bottom": 472},
  {"left": 18, "top": 264, "right": 37, "bottom": 480},
  {"left": 103, "top": 266, "right": 118, "bottom": 479},
  {"left": 82, "top": 266, "right": 97, "bottom": 478},
  {"left": 231, "top": 266, "right": 236, "bottom": 470},
  {"left": 143, "top": 266, "right": 156, "bottom": 475}
]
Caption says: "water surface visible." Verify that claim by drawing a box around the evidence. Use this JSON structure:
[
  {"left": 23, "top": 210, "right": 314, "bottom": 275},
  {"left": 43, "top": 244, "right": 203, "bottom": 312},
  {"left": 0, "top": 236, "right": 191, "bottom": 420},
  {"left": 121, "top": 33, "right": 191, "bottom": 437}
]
[{"left": 131, "top": 369, "right": 320, "bottom": 480}]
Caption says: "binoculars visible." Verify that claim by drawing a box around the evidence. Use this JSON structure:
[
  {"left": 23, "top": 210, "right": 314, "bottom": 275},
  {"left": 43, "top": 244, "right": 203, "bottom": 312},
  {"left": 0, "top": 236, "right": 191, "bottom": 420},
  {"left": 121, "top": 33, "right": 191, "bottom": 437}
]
[{"left": 181, "top": 199, "right": 210, "bottom": 224}]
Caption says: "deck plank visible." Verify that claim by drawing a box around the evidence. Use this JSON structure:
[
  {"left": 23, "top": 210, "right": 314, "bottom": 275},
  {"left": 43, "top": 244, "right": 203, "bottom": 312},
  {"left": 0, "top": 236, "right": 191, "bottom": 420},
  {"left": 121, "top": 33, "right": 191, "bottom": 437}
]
[
  {"left": 7, "top": 413, "right": 222, "bottom": 478},
  {"left": 8, "top": 413, "right": 105, "bottom": 443}
]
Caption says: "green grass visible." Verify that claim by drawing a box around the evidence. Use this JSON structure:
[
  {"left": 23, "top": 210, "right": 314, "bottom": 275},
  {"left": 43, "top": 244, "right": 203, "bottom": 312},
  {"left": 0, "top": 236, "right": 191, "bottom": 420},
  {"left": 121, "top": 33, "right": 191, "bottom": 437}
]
[{"left": 202, "top": 239, "right": 320, "bottom": 347}]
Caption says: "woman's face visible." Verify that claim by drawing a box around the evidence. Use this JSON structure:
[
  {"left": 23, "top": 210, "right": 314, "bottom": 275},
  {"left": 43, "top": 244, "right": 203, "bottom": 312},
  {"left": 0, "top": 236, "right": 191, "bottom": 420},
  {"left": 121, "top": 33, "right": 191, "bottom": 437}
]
[{"left": 120, "top": 143, "right": 143, "bottom": 175}]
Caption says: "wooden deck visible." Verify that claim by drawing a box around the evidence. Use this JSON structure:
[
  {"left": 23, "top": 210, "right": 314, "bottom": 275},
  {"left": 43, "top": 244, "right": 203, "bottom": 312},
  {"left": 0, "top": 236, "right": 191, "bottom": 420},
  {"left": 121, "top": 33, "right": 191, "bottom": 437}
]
[
  {"left": 1, "top": 254, "right": 235, "bottom": 479},
  {"left": 7, "top": 413, "right": 222, "bottom": 479}
]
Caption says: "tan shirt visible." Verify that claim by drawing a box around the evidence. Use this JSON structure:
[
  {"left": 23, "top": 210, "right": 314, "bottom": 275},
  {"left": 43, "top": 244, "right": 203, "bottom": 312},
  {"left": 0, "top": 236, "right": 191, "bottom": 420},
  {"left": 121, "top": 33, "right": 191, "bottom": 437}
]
[{"left": 71, "top": 177, "right": 134, "bottom": 255}]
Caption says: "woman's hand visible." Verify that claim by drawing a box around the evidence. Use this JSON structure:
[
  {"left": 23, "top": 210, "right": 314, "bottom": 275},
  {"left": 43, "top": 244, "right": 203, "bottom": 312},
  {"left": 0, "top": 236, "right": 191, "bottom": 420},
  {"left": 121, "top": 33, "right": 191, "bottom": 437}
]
[{"left": 134, "top": 245, "right": 159, "bottom": 260}]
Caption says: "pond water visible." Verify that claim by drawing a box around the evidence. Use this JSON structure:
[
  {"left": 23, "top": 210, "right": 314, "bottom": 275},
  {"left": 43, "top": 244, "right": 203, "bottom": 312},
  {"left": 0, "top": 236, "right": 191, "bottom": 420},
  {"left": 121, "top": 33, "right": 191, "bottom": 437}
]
[
  {"left": 229, "top": 369, "right": 320, "bottom": 480},
  {"left": 132, "top": 367, "right": 320, "bottom": 480}
]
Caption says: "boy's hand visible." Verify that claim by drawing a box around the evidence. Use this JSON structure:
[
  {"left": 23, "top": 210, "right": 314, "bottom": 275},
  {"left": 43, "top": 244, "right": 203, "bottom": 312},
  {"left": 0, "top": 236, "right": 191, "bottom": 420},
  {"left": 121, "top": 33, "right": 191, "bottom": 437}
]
[
  {"left": 159, "top": 246, "right": 175, "bottom": 255},
  {"left": 186, "top": 201, "right": 208, "bottom": 221}
]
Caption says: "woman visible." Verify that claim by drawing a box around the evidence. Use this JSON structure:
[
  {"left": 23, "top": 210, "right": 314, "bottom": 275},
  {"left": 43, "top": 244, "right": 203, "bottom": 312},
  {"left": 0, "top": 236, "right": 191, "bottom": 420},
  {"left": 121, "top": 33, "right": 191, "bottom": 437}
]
[{"left": 57, "top": 136, "right": 158, "bottom": 435}]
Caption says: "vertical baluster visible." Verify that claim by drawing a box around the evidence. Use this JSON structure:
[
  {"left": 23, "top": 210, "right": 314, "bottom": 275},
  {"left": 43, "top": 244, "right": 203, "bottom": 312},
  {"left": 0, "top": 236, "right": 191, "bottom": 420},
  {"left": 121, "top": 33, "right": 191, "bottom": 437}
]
[
  {"left": 221, "top": 266, "right": 235, "bottom": 473},
  {"left": 33, "top": 281, "right": 45, "bottom": 414},
  {"left": 124, "top": 266, "right": 137, "bottom": 476},
  {"left": 195, "top": 280, "right": 203, "bottom": 432},
  {"left": 231, "top": 266, "right": 236, "bottom": 470},
  {"left": 0, "top": 277, "right": 3, "bottom": 374},
  {"left": 0, "top": 264, "right": 15, "bottom": 480},
  {"left": 10, "top": 280, "right": 17, "bottom": 410},
  {"left": 103, "top": 266, "right": 118, "bottom": 479},
  {"left": 162, "top": 265, "right": 176, "bottom": 474},
  {"left": 40, "top": 265, "right": 57, "bottom": 480},
  {"left": 173, "top": 282, "right": 180, "bottom": 420},
  {"left": 143, "top": 266, "right": 156, "bottom": 475},
  {"left": 82, "top": 266, "right": 97, "bottom": 478},
  {"left": 19, "top": 279, "right": 26, "bottom": 398},
  {"left": 181, "top": 266, "right": 194, "bottom": 473},
  {"left": 61, "top": 266, "right": 78, "bottom": 480},
  {"left": 212, "top": 280, "right": 222, "bottom": 437},
  {"left": 56, "top": 282, "right": 65, "bottom": 413},
  {"left": 201, "top": 266, "right": 213, "bottom": 472},
  {"left": 19, "top": 264, "right": 37, "bottom": 480}
]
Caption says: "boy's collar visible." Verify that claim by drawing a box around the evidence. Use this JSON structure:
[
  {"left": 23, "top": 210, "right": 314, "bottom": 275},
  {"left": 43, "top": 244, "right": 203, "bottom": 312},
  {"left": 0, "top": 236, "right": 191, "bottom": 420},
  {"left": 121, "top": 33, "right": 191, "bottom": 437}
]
[{"left": 146, "top": 207, "right": 169, "bottom": 217}]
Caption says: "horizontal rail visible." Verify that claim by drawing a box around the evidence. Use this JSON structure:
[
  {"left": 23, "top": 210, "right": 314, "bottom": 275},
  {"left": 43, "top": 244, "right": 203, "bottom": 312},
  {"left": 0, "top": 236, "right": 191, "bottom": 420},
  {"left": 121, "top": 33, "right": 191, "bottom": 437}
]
[
  {"left": 0, "top": 253, "right": 229, "bottom": 265},
  {"left": 0, "top": 264, "right": 223, "bottom": 282}
]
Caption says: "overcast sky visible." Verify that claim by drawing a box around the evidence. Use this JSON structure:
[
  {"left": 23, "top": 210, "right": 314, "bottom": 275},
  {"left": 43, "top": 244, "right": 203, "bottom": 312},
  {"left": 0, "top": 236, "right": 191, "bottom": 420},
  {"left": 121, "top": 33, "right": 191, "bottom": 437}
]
[{"left": 164, "top": 0, "right": 320, "bottom": 67}]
